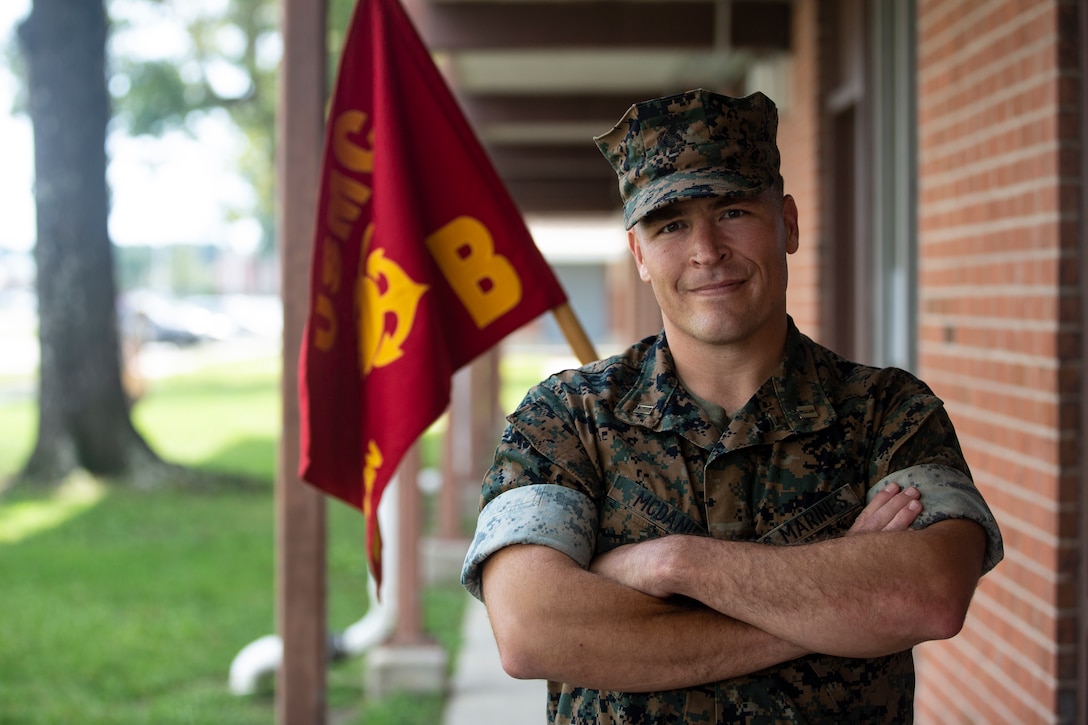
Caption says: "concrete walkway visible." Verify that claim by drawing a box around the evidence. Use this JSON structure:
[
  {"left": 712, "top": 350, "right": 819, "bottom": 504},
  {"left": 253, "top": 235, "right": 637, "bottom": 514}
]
[{"left": 443, "top": 594, "right": 545, "bottom": 725}]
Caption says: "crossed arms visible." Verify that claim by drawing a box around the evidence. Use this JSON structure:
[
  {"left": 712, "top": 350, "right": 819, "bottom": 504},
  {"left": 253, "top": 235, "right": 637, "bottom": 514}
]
[{"left": 480, "top": 483, "right": 987, "bottom": 693}]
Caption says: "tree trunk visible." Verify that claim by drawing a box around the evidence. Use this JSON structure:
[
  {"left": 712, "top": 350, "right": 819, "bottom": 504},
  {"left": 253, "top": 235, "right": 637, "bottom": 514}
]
[{"left": 17, "top": 0, "right": 163, "bottom": 484}]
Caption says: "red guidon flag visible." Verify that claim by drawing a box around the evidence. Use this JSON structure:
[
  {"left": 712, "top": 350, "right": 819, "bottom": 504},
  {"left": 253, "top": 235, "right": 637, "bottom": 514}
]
[{"left": 298, "top": 0, "right": 568, "bottom": 591}]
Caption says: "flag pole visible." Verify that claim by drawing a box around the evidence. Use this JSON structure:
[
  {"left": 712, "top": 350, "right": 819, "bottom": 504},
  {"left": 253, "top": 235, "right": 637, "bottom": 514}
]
[{"left": 551, "top": 302, "right": 598, "bottom": 366}]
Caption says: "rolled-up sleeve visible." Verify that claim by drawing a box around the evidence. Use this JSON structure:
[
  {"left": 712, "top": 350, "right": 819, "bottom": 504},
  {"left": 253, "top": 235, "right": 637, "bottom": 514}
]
[
  {"left": 868, "top": 463, "right": 1004, "bottom": 574},
  {"left": 461, "top": 484, "right": 599, "bottom": 601}
]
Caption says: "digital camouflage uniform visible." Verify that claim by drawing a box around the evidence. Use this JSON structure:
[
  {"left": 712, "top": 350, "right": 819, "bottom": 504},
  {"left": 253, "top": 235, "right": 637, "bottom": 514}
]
[{"left": 462, "top": 322, "right": 1003, "bottom": 724}]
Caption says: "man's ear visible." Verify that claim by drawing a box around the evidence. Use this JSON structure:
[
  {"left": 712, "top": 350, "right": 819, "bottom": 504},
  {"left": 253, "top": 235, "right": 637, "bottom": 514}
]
[
  {"left": 782, "top": 194, "right": 800, "bottom": 254},
  {"left": 628, "top": 229, "right": 652, "bottom": 282}
]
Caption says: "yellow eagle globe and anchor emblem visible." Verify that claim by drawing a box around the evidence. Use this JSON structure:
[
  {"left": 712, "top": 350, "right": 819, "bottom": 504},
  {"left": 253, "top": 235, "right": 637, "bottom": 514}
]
[{"left": 355, "top": 222, "right": 429, "bottom": 376}]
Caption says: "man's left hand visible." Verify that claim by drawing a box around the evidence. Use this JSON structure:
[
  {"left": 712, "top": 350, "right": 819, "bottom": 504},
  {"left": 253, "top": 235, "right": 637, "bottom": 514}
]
[{"left": 848, "top": 482, "right": 922, "bottom": 536}]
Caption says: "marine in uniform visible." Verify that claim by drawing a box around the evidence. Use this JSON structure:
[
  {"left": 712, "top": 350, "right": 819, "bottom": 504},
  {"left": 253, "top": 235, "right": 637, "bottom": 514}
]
[{"left": 462, "top": 89, "right": 1003, "bottom": 724}]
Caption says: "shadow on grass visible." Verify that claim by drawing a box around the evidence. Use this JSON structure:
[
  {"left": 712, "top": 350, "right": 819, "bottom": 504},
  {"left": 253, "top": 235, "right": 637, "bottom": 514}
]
[{"left": 149, "top": 435, "right": 277, "bottom": 494}]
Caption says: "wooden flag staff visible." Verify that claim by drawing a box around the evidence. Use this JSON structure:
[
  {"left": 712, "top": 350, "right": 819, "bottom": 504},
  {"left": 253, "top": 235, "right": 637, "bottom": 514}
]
[{"left": 552, "top": 302, "right": 599, "bottom": 366}]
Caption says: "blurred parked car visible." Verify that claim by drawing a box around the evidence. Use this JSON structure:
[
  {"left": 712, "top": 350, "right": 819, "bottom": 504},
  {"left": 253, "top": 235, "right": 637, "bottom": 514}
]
[{"left": 118, "top": 290, "right": 236, "bottom": 347}]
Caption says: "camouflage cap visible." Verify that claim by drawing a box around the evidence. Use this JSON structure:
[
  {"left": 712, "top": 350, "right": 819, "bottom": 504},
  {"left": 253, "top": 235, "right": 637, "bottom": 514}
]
[{"left": 594, "top": 89, "right": 781, "bottom": 229}]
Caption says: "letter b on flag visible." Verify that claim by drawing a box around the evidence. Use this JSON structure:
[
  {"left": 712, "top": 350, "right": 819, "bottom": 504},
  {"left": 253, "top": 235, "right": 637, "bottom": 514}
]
[{"left": 426, "top": 216, "right": 523, "bottom": 328}]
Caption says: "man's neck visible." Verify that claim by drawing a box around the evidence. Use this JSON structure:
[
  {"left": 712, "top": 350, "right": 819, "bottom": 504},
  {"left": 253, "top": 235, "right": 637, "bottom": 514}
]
[{"left": 667, "top": 319, "right": 789, "bottom": 416}]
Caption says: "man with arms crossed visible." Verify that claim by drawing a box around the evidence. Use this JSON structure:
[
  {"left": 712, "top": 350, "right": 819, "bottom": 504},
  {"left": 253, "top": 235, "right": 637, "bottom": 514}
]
[{"left": 462, "top": 89, "right": 1003, "bottom": 723}]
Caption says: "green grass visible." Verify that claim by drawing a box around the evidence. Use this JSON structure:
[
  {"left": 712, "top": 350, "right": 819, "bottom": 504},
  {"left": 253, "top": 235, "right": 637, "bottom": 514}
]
[
  {"left": 0, "top": 353, "right": 466, "bottom": 725},
  {"left": 0, "top": 397, "right": 34, "bottom": 481},
  {"left": 130, "top": 355, "right": 283, "bottom": 477}
]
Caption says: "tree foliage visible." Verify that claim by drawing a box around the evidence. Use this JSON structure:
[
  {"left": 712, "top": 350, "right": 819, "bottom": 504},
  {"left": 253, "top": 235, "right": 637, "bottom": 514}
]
[{"left": 108, "top": 0, "right": 281, "bottom": 253}]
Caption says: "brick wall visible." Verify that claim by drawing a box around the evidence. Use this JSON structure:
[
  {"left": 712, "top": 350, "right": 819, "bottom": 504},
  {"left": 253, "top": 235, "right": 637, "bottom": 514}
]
[
  {"left": 914, "top": 0, "right": 1081, "bottom": 722},
  {"left": 779, "top": 0, "right": 825, "bottom": 338}
]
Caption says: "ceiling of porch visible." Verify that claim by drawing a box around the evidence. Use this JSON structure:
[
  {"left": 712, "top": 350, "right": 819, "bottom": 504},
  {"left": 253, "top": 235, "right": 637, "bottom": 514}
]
[{"left": 400, "top": 0, "right": 793, "bottom": 216}]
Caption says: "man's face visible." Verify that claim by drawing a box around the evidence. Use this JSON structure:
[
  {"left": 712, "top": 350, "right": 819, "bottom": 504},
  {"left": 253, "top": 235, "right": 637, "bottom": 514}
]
[{"left": 627, "top": 188, "right": 799, "bottom": 351}]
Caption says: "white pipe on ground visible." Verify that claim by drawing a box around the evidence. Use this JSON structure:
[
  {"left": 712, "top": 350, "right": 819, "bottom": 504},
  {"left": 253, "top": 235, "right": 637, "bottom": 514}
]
[{"left": 228, "top": 477, "right": 400, "bottom": 696}]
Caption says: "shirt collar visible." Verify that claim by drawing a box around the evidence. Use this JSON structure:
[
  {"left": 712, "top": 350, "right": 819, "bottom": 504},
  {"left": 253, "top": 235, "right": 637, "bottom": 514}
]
[{"left": 615, "top": 318, "right": 837, "bottom": 449}]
